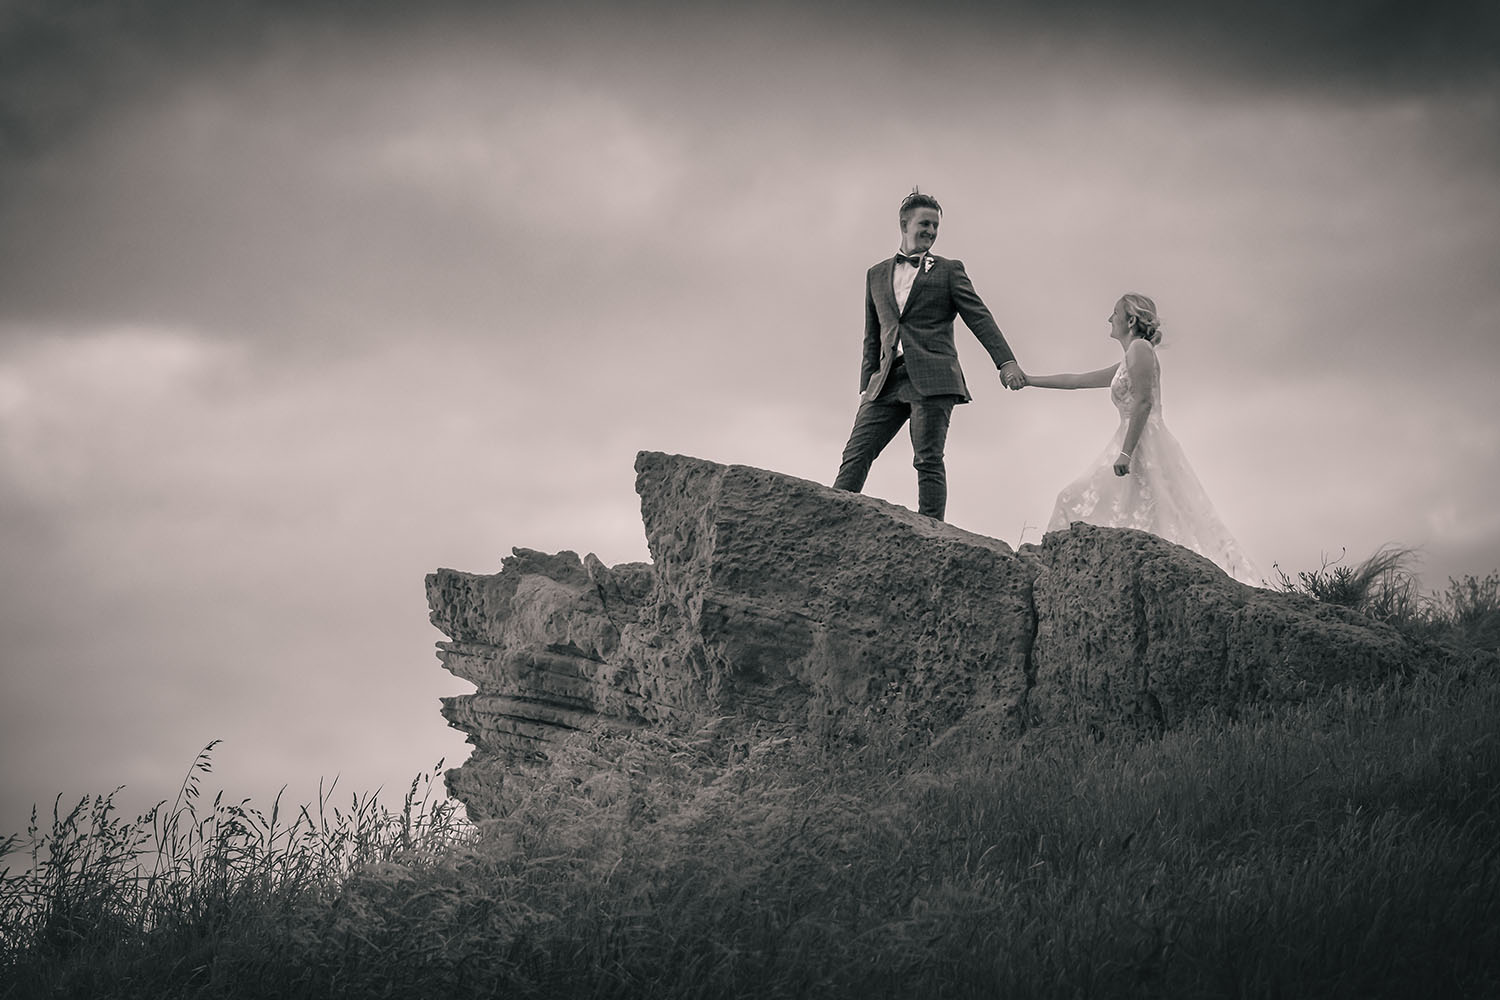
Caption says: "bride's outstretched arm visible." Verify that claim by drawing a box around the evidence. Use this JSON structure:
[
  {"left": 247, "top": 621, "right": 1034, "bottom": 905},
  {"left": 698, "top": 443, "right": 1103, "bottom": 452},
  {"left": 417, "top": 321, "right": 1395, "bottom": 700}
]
[{"left": 1022, "top": 364, "right": 1119, "bottom": 390}]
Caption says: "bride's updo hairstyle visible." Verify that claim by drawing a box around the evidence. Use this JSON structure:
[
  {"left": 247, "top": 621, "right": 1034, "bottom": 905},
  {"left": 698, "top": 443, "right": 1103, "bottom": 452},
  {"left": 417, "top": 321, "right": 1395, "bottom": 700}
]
[{"left": 1120, "top": 293, "right": 1164, "bottom": 345}]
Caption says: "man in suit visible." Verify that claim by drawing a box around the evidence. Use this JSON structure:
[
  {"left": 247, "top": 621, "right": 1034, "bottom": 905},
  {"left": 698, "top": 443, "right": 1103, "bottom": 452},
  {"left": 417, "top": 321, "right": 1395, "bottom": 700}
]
[{"left": 832, "top": 189, "right": 1025, "bottom": 520}]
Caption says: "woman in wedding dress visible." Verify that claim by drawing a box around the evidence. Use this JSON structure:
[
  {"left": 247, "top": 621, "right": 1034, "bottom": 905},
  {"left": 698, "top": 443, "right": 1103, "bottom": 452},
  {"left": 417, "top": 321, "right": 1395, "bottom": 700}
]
[{"left": 1020, "top": 294, "right": 1261, "bottom": 586}]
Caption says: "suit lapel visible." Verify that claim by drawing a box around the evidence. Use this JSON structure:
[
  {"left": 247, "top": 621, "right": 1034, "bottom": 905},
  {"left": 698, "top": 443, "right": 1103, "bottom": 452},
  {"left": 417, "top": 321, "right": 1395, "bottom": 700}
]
[{"left": 878, "top": 259, "right": 900, "bottom": 319}]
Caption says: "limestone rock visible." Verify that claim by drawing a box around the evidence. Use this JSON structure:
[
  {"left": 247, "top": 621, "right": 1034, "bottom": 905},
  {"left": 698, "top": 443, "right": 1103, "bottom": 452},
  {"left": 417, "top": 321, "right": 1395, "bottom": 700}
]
[
  {"left": 427, "top": 451, "right": 1451, "bottom": 817},
  {"left": 1028, "top": 524, "right": 1425, "bottom": 731},
  {"left": 427, "top": 549, "right": 657, "bottom": 754},
  {"left": 628, "top": 451, "right": 1037, "bottom": 727},
  {"left": 429, "top": 454, "right": 1037, "bottom": 813}
]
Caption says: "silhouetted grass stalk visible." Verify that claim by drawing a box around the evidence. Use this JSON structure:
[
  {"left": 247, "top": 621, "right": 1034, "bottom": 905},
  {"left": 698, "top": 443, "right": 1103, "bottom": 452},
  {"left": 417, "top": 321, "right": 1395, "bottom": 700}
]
[{"left": 0, "top": 750, "right": 469, "bottom": 978}]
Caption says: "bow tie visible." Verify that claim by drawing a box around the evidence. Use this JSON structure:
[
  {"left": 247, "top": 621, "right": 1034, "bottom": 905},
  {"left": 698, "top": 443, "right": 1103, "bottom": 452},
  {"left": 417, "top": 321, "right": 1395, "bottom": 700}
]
[{"left": 895, "top": 252, "right": 924, "bottom": 268}]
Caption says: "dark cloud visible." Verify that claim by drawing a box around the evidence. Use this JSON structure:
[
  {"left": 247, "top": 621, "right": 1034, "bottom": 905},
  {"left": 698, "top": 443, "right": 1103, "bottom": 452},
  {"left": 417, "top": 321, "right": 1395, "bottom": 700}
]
[
  {"left": 1, "top": 0, "right": 1496, "bottom": 164},
  {"left": 0, "top": 0, "right": 253, "bottom": 159},
  {"left": 980, "top": 0, "right": 1500, "bottom": 94}
]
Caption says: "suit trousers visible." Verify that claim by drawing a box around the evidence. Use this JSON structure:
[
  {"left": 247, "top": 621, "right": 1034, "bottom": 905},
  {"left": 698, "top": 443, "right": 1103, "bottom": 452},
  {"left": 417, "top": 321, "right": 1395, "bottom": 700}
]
[{"left": 833, "top": 360, "right": 962, "bottom": 520}]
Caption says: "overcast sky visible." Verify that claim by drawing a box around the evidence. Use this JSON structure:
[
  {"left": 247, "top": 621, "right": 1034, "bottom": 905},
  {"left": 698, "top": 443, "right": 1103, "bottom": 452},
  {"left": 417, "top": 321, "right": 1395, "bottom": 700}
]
[{"left": 2, "top": 0, "right": 1498, "bottom": 836}]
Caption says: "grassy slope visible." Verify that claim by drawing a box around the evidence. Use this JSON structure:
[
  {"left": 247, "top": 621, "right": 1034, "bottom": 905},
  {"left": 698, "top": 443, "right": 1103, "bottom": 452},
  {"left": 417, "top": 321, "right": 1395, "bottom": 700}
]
[{"left": 4, "top": 662, "right": 1498, "bottom": 999}]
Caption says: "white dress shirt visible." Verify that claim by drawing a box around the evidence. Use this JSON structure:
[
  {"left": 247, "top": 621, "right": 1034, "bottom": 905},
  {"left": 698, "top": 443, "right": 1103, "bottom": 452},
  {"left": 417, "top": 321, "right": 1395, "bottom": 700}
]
[
  {"left": 893, "top": 252, "right": 923, "bottom": 313},
  {"left": 891, "top": 252, "right": 924, "bottom": 355}
]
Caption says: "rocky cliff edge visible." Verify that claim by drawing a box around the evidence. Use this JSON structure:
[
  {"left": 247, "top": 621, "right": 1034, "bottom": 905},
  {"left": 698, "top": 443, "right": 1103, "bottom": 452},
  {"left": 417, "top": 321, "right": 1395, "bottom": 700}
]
[{"left": 428, "top": 451, "right": 1441, "bottom": 817}]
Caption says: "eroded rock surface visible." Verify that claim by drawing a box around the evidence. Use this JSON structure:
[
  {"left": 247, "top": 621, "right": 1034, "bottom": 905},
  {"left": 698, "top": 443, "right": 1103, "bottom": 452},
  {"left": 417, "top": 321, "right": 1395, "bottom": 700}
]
[
  {"left": 429, "top": 451, "right": 1450, "bottom": 817},
  {"left": 1029, "top": 524, "right": 1427, "bottom": 732}
]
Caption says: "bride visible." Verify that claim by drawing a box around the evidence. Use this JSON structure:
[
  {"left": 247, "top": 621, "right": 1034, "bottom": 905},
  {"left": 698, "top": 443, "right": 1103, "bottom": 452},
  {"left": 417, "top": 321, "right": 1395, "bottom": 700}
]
[{"left": 1018, "top": 294, "right": 1261, "bottom": 586}]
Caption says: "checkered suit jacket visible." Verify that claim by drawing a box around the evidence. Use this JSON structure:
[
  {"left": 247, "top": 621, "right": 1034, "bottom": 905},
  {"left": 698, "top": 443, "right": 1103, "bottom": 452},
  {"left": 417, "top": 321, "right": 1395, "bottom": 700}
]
[{"left": 859, "top": 254, "right": 1016, "bottom": 404}]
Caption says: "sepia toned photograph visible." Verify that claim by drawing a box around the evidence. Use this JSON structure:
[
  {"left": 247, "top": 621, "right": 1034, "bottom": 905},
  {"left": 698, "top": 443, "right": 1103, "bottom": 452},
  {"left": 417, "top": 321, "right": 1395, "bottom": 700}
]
[{"left": 2, "top": 0, "right": 1497, "bottom": 995}]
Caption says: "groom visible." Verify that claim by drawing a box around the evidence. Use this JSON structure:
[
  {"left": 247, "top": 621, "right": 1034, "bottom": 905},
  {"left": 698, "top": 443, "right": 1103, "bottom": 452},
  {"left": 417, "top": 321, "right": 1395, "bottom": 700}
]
[{"left": 832, "top": 189, "right": 1024, "bottom": 520}]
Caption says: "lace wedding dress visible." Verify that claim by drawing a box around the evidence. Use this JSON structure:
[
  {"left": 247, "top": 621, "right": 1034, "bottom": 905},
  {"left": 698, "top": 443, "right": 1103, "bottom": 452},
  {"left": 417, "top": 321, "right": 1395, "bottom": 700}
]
[{"left": 1046, "top": 345, "right": 1261, "bottom": 586}]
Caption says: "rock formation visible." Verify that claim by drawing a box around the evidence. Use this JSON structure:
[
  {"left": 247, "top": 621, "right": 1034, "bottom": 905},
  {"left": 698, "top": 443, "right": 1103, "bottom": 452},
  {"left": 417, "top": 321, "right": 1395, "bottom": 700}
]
[{"left": 428, "top": 451, "right": 1448, "bottom": 817}]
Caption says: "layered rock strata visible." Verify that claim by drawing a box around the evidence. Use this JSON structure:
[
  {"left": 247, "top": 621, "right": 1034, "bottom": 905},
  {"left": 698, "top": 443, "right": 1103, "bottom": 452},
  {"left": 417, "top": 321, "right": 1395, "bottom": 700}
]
[{"left": 428, "top": 451, "right": 1446, "bottom": 816}]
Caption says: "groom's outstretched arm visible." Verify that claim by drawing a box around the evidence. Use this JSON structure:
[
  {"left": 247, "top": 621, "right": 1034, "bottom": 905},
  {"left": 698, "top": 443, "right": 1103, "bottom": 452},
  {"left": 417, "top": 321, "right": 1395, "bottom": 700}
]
[{"left": 948, "top": 261, "right": 1017, "bottom": 371}]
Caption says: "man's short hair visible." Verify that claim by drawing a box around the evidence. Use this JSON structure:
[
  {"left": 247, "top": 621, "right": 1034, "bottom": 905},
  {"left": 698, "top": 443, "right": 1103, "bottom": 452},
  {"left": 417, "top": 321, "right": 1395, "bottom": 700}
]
[{"left": 899, "top": 189, "right": 942, "bottom": 227}]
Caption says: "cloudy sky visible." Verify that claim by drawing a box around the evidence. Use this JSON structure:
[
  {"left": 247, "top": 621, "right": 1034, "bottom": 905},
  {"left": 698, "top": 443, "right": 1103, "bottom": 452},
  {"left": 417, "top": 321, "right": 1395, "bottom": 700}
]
[{"left": 2, "top": 0, "right": 1497, "bottom": 836}]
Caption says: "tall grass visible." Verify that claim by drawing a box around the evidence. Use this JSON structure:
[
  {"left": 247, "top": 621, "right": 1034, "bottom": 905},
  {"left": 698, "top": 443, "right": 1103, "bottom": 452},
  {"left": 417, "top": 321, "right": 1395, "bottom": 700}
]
[
  {"left": 1274, "top": 546, "right": 1500, "bottom": 652},
  {"left": 5, "top": 665, "right": 1498, "bottom": 999},
  {"left": 0, "top": 747, "right": 469, "bottom": 996}
]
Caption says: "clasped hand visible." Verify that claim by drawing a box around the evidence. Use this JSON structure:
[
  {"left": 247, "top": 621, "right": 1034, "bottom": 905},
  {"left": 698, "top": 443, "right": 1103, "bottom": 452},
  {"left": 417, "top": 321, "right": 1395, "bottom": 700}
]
[{"left": 1000, "top": 362, "right": 1028, "bottom": 390}]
